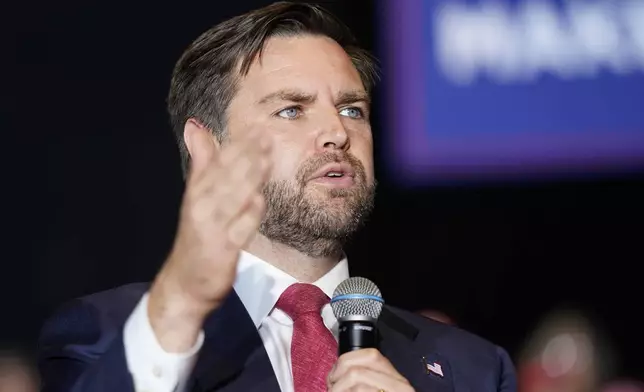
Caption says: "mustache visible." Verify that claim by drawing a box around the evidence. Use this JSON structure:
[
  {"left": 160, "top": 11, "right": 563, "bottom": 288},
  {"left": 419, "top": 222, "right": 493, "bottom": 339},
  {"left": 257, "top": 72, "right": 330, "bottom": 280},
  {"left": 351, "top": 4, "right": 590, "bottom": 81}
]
[{"left": 297, "top": 152, "right": 365, "bottom": 184}]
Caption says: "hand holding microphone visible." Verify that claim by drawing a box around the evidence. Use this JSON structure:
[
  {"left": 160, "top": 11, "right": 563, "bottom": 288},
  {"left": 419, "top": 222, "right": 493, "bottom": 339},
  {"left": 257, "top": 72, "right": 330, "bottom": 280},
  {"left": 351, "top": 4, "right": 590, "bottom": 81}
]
[{"left": 327, "top": 277, "right": 415, "bottom": 392}]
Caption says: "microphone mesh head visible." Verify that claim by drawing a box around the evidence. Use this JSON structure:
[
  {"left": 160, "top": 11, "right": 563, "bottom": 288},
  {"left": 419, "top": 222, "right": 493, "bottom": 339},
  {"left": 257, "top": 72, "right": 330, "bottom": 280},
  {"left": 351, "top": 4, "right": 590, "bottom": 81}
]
[{"left": 331, "top": 277, "right": 384, "bottom": 320}]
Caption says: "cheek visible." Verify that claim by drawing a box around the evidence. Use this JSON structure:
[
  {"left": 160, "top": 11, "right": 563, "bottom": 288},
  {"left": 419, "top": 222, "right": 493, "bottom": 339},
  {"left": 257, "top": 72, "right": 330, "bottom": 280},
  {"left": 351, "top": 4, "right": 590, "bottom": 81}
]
[
  {"left": 363, "top": 157, "right": 376, "bottom": 184},
  {"left": 349, "top": 132, "right": 375, "bottom": 178}
]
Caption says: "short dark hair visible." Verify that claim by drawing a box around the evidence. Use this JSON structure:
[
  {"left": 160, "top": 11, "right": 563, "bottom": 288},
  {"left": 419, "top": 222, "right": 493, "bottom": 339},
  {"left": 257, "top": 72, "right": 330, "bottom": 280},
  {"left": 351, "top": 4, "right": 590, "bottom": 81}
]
[{"left": 167, "top": 1, "right": 379, "bottom": 176}]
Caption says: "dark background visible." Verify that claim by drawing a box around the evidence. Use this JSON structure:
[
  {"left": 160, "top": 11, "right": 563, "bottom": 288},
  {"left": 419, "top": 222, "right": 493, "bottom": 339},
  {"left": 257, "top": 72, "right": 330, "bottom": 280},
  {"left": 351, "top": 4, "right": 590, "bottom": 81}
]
[{"left": 6, "top": 0, "right": 643, "bottom": 380}]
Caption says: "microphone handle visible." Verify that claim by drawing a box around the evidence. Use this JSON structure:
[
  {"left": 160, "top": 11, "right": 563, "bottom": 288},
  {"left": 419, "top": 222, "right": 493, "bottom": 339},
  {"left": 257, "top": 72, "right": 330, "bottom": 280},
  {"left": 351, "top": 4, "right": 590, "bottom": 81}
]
[{"left": 338, "top": 319, "right": 377, "bottom": 355}]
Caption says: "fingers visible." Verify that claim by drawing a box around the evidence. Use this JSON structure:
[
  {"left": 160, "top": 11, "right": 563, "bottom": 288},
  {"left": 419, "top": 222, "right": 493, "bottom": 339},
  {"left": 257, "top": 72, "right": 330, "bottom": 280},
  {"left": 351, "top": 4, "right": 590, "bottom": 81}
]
[
  {"left": 329, "top": 349, "right": 407, "bottom": 385},
  {"left": 218, "top": 126, "right": 264, "bottom": 166},
  {"left": 327, "top": 366, "right": 414, "bottom": 392},
  {"left": 183, "top": 120, "right": 272, "bottom": 227},
  {"left": 184, "top": 120, "right": 270, "bottom": 188},
  {"left": 221, "top": 128, "right": 272, "bottom": 191},
  {"left": 226, "top": 193, "right": 265, "bottom": 248},
  {"left": 209, "top": 132, "right": 271, "bottom": 226},
  {"left": 192, "top": 126, "right": 270, "bottom": 194},
  {"left": 327, "top": 349, "right": 414, "bottom": 392}
]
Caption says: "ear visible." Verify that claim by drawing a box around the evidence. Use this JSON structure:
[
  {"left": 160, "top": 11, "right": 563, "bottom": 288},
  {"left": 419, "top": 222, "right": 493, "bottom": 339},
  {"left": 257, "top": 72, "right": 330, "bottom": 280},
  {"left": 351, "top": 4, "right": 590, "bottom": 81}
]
[
  {"left": 183, "top": 119, "right": 220, "bottom": 157},
  {"left": 184, "top": 119, "right": 220, "bottom": 175}
]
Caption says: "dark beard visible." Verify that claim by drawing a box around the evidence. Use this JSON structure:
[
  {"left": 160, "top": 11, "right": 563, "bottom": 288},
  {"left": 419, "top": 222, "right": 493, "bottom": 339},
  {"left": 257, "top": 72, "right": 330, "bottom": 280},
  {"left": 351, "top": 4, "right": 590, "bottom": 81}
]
[{"left": 258, "top": 153, "right": 376, "bottom": 258}]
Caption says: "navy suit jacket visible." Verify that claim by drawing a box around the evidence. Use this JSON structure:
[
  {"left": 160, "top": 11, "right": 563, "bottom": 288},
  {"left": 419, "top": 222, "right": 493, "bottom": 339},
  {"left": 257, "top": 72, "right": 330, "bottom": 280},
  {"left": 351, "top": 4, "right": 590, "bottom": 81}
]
[{"left": 38, "top": 283, "right": 517, "bottom": 392}]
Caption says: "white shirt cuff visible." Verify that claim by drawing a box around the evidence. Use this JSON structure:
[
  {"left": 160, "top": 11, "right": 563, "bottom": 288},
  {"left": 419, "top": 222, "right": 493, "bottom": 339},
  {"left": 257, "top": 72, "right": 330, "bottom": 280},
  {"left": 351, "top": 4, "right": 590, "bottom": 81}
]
[{"left": 123, "top": 292, "right": 204, "bottom": 392}]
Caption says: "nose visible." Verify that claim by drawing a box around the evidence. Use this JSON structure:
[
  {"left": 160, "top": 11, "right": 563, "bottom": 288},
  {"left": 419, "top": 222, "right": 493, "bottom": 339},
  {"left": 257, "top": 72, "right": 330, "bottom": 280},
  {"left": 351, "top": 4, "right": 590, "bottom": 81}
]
[{"left": 315, "top": 113, "right": 349, "bottom": 152}]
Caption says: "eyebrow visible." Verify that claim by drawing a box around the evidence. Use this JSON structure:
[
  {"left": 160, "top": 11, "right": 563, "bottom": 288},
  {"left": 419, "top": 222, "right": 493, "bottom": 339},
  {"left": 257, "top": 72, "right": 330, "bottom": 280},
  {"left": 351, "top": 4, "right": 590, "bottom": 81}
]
[
  {"left": 336, "top": 90, "right": 371, "bottom": 107},
  {"left": 257, "top": 88, "right": 370, "bottom": 107},
  {"left": 257, "top": 89, "right": 316, "bottom": 105}
]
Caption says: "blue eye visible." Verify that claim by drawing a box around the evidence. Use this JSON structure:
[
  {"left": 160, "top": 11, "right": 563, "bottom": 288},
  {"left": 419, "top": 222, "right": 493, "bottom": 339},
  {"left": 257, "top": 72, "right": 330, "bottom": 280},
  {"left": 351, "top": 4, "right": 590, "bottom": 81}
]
[
  {"left": 339, "top": 107, "right": 363, "bottom": 119},
  {"left": 277, "top": 107, "right": 302, "bottom": 119}
]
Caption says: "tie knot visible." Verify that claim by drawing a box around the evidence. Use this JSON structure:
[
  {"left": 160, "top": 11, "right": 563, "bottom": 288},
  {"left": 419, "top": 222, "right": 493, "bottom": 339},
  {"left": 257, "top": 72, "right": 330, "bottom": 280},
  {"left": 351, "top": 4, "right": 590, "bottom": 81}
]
[{"left": 276, "top": 283, "right": 329, "bottom": 320}]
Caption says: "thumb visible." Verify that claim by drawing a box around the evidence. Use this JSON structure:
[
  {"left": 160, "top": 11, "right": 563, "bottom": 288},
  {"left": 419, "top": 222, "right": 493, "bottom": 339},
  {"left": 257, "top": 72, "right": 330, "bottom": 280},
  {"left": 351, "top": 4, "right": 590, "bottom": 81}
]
[{"left": 184, "top": 119, "right": 217, "bottom": 178}]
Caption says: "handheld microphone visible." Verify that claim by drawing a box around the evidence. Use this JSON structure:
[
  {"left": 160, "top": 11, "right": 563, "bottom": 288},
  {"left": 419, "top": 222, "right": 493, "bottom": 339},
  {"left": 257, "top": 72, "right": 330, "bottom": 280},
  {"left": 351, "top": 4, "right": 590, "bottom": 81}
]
[{"left": 330, "top": 277, "right": 384, "bottom": 355}]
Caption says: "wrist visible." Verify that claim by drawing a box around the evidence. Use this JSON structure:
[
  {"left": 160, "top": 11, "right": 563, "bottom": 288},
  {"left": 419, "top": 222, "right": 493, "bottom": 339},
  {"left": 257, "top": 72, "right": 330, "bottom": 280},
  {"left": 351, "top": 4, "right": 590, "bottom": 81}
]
[{"left": 147, "top": 270, "right": 210, "bottom": 353}]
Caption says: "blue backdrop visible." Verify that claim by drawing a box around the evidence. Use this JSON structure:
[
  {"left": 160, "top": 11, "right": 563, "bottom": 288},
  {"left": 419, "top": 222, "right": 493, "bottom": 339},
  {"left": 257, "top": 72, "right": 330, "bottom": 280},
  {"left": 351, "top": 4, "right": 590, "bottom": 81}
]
[{"left": 382, "top": 0, "right": 644, "bottom": 185}]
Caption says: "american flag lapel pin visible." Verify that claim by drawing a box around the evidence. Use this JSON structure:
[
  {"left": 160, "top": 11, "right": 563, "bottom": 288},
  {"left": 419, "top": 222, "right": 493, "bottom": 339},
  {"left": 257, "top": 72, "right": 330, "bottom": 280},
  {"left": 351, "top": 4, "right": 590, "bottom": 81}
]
[{"left": 422, "top": 357, "right": 444, "bottom": 377}]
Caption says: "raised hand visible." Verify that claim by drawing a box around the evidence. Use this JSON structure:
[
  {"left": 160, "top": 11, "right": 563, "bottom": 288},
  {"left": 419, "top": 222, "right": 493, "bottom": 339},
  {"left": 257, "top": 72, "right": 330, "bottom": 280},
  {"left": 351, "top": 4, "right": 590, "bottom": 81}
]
[{"left": 148, "top": 120, "right": 272, "bottom": 352}]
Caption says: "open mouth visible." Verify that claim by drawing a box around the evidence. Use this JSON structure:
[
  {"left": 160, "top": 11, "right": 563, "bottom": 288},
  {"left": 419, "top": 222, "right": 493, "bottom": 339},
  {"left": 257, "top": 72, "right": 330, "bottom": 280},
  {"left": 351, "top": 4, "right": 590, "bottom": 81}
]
[
  {"left": 309, "top": 163, "right": 356, "bottom": 187},
  {"left": 324, "top": 171, "right": 346, "bottom": 178}
]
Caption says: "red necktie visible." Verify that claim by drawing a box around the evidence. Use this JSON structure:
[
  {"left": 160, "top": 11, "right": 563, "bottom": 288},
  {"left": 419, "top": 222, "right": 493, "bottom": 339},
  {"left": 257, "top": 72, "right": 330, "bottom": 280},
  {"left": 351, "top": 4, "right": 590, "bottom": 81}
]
[{"left": 276, "top": 283, "right": 338, "bottom": 392}]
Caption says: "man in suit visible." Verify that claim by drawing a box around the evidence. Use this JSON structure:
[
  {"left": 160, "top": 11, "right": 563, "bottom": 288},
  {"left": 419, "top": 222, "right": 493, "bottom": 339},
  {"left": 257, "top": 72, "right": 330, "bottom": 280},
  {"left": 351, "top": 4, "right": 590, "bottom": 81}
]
[{"left": 38, "top": 2, "right": 517, "bottom": 391}]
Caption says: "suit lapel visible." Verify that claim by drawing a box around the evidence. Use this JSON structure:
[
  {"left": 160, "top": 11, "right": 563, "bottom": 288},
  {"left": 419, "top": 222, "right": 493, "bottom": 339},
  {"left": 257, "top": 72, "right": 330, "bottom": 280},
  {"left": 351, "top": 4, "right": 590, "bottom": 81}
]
[
  {"left": 377, "top": 306, "right": 455, "bottom": 392},
  {"left": 187, "top": 290, "right": 281, "bottom": 392}
]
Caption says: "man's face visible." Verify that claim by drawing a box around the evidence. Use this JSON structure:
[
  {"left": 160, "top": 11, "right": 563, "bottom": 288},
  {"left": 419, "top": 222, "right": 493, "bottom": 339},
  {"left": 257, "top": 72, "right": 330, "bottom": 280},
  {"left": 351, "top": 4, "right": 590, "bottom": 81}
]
[{"left": 226, "top": 34, "right": 376, "bottom": 257}]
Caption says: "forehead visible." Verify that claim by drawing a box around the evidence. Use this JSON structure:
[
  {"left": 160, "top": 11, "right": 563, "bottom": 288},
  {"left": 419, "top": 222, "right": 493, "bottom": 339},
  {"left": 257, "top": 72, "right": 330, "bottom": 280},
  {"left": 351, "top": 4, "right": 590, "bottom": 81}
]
[{"left": 237, "top": 35, "right": 365, "bottom": 99}]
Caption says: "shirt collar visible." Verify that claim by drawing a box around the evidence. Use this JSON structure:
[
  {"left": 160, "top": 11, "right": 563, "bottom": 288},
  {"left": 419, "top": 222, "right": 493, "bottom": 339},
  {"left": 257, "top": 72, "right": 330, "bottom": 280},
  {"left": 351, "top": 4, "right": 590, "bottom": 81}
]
[{"left": 233, "top": 250, "right": 349, "bottom": 329}]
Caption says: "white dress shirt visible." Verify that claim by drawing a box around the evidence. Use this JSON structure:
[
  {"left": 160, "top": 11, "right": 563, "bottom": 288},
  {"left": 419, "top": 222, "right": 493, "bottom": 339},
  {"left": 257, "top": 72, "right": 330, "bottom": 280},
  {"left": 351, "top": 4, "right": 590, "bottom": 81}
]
[{"left": 123, "top": 250, "right": 349, "bottom": 392}]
